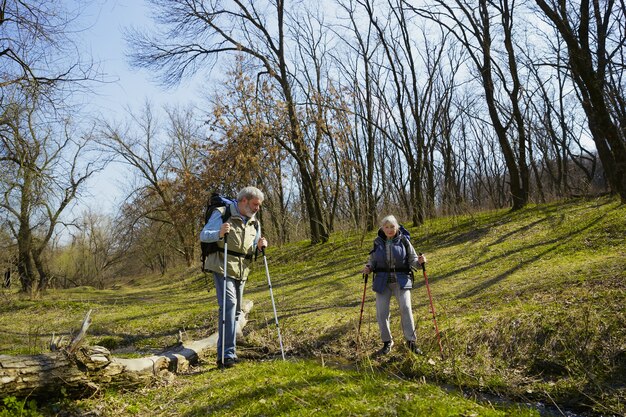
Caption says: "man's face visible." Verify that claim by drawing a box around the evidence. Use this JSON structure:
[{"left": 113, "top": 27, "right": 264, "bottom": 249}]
[{"left": 240, "top": 197, "right": 262, "bottom": 217}]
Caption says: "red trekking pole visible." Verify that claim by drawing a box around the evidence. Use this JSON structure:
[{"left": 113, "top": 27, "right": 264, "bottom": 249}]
[
  {"left": 357, "top": 273, "right": 368, "bottom": 350},
  {"left": 419, "top": 254, "right": 444, "bottom": 358}
]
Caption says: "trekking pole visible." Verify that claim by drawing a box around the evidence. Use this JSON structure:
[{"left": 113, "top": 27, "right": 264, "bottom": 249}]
[
  {"left": 419, "top": 254, "right": 444, "bottom": 358},
  {"left": 262, "top": 248, "right": 286, "bottom": 361},
  {"left": 357, "top": 273, "right": 368, "bottom": 351},
  {"left": 221, "top": 233, "right": 228, "bottom": 367}
]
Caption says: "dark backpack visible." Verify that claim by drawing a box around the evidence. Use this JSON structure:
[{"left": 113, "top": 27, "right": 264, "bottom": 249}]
[
  {"left": 200, "top": 193, "right": 236, "bottom": 271},
  {"left": 398, "top": 225, "right": 414, "bottom": 275},
  {"left": 398, "top": 224, "right": 411, "bottom": 242},
  {"left": 200, "top": 193, "right": 260, "bottom": 271}
]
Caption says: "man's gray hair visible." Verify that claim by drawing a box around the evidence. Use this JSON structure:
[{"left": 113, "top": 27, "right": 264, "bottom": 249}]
[
  {"left": 380, "top": 214, "right": 399, "bottom": 229},
  {"left": 238, "top": 186, "right": 264, "bottom": 202}
]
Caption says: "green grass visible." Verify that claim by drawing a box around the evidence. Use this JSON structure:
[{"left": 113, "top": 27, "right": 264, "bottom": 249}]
[
  {"left": 69, "top": 360, "right": 539, "bottom": 417},
  {"left": 1, "top": 196, "right": 624, "bottom": 416}
]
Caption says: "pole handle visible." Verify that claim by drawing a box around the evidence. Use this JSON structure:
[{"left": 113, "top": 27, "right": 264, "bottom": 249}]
[{"left": 418, "top": 252, "right": 426, "bottom": 272}]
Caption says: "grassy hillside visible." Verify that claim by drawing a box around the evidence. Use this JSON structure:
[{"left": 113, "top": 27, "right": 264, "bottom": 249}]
[{"left": 1, "top": 196, "right": 624, "bottom": 416}]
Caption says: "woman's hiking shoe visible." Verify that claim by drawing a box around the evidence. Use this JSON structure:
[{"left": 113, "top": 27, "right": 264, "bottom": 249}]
[
  {"left": 377, "top": 341, "right": 394, "bottom": 355},
  {"left": 407, "top": 341, "right": 423, "bottom": 355}
]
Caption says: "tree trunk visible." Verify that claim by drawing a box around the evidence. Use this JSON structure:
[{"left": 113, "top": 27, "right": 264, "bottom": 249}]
[
  {"left": 534, "top": 0, "right": 626, "bottom": 203},
  {"left": 478, "top": 0, "right": 526, "bottom": 211},
  {"left": 17, "top": 203, "right": 35, "bottom": 294},
  {"left": 34, "top": 251, "right": 49, "bottom": 293},
  {"left": 0, "top": 301, "right": 253, "bottom": 400}
]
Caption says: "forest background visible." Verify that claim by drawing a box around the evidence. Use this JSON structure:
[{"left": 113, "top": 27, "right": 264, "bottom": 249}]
[{"left": 1, "top": 0, "right": 625, "bottom": 296}]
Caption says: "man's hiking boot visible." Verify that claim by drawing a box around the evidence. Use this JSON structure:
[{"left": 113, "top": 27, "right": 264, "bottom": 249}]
[
  {"left": 377, "top": 341, "right": 394, "bottom": 355},
  {"left": 216, "top": 357, "right": 237, "bottom": 369},
  {"left": 407, "top": 341, "right": 423, "bottom": 355}
]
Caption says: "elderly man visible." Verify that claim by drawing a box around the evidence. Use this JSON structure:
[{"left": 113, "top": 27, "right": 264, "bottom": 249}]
[{"left": 200, "top": 186, "right": 268, "bottom": 368}]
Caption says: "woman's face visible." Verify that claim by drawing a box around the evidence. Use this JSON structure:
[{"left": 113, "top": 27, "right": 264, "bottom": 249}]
[{"left": 382, "top": 222, "right": 397, "bottom": 238}]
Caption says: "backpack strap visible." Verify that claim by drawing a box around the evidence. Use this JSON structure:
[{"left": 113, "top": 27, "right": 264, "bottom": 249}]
[
  {"left": 221, "top": 205, "right": 231, "bottom": 223},
  {"left": 220, "top": 205, "right": 259, "bottom": 234},
  {"left": 399, "top": 235, "right": 415, "bottom": 277},
  {"left": 222, "top": 249, "right": 254, "bottom": 260},
  {"left": 373, "top": 267, "right": 412, "bottom": 273},
  {"left": 400, "top": 234, "right": 410, "bottom": 255},
  {"left": 219, "top": 204, "right": 260, "bottom": 261},
  {"left": 368, "top": 236, "right": 413, "bottom": 275}
]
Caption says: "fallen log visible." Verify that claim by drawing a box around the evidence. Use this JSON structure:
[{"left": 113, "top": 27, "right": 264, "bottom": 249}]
[{"left": 0, "top": 299, "right": 253, "bottom": 399}]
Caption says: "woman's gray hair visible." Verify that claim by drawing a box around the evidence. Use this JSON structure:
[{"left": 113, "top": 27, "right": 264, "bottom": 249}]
[
  {"left": 237, "top": 186, "right": 264, "bottom": 202},
  {"left": 380, "top": 215, "right": 399, "bottom": 229}
]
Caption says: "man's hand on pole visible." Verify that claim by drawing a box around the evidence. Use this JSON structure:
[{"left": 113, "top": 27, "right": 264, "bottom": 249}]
[{"left": 220, "top": 223, "right": 230, "bottom": 238}]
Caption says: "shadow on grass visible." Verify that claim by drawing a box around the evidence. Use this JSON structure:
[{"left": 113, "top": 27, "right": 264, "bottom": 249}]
[
  {"left": 406, "top": 204, "right": 611, "bottom": 300},
  {"left": 450, "top": 211, "right": 606, "bottom": 299},
  {"left": 262, "top": 300, "right": 360, "bottom": 322},
  {"left": 415, "top": 196, "right": 616, "bottom": 254}
]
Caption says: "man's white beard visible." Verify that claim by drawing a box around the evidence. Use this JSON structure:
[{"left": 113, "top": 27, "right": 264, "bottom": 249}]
[{"left": 241, "top": 206, "right": 254, "bottom": 217}]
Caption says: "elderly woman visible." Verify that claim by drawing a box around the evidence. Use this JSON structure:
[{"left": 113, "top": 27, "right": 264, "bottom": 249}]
[{"left": 362, "top": 215, "right": 426, "bottom": 355}]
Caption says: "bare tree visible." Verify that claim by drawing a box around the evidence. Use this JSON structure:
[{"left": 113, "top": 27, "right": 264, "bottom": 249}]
[
  {"left": 51, "top": 211, "right": 127, "bottom": 289},
  {"left": 334, "top": 0, "right": 383, "bottom": 232},
  {"left": 126, "top": 0, "right": 331, "bottom": 243},
  {"left": 204, "top": 59, "right": 294, "bottom": 245},
  {"left": 0, "top": 1, "right": 94, "bottom": 107},
  {"left": 360, "top": 0, "right": 428, "bottom": 224},
  {"left": 432, "top": 43, "right": 466, "bottom": 215},
  {"left": 522, "top": 33, "right": 598, "bottom": 199},
  {"left": 411, "top": 0, "right": 531, "bottom": 210},
  {"left": 99, "top": 102, "right": 203, "bottom": 267},
  {"left": 291, "top": 7, "right": 351, "bottom": 234},
  {"left": 533, "top": 0, "right": 626, "bottom": 203},
  {"left": 0, "top": 92, "right": 102, "bottom": 295},
  {"left": 164, "top": 104, "right": 207, "bottom": 260}
]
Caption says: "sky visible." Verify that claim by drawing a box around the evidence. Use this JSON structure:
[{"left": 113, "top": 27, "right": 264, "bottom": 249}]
[
  {"left": 72, "top": 0, "right": 201, "bottom": 216},
  {"left": 80, "top": 0, "right": 196, "bottom": 115}
]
